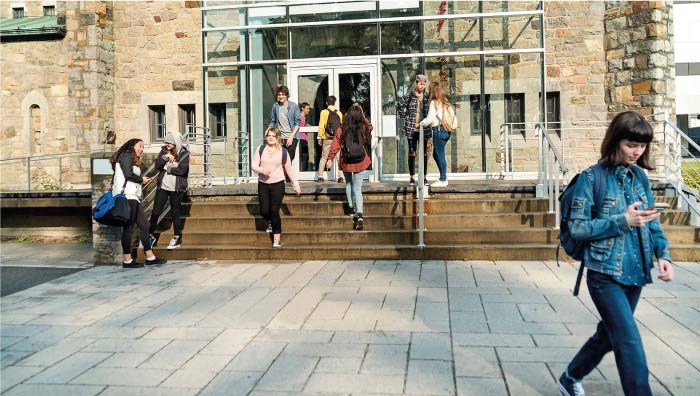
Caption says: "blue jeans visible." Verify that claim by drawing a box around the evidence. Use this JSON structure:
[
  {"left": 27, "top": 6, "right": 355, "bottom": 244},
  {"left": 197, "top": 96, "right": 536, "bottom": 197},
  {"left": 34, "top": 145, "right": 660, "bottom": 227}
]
[
  {"left": 567, "top": 270, "right": 651, "bottom": 396},
  {"left": 343, "top": 170, "right": 366, "bottom": 214},
  {"left": 431, "top": 126, "right": 450, "bottom": 181}
]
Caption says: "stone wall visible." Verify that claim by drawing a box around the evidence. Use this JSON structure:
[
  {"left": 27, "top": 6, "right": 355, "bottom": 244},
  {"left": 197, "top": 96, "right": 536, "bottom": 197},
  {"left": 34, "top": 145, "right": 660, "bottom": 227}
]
[
  {"left": 604, "top": 1, "right": 675, "bottom": 172},
  {"left": 0, "top": 0, "right": 114, "bottom": 191}
]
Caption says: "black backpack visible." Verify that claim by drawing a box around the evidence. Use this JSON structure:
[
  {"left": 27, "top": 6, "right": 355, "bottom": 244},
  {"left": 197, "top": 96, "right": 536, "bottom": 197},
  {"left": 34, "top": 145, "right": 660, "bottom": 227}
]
[
  {"left": 325, "top": 109, "right": 341, "bottom": 137},
  {"left": 343, "top": 127, "right": 366, "bottom": 164}
]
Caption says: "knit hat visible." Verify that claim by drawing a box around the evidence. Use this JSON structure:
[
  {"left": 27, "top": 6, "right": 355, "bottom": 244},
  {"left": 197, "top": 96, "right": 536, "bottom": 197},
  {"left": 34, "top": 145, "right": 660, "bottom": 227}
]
[{"left": 163, "top": 133, "right": 176, "bottom": 145}]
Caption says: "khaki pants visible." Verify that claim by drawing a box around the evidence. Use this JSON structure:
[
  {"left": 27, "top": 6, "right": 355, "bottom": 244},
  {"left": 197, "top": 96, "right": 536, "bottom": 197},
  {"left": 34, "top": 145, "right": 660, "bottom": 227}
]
[{"left": 317, "top": 139, "right": 336, "bottom": 180}]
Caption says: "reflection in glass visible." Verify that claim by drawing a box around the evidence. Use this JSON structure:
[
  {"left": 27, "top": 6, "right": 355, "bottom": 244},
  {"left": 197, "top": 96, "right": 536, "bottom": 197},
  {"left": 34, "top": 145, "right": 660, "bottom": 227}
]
[
  {"left": 422, "top": 18, "right": 479, "bottom": 53},
  {"left": 250, "top": 65, "right": 287, "bottom": 169},
  {"left": 338, "top": 73, "right": 371, "bottom": 119},
  {"left": 205, "top": 31, "right": 245, "bottom": 63},
  {"left": 204, "top": 9, "right": 243, "bottom": 29},
  {"left": 381, "top": 21, "right": 420, "bottom": 55},
  {"left": 250, "top": 28, "right": 288, "bottom": 60},
  {"left": 297, "top": 74, "right": 329, "bottom": 173},
  {"left": 291, "top": 24, "right": 377, "bottom": 59},
  {"left": 247, "top": 6, "right": 286, "bottom": 25},
  {"left": 379, "top": 0, "right": 419, "bottom": 18},
  {"left": 482, "top": 15, "right": 541, "bottom": 51},
  {"left": 290, "top": 1, "right": 376, "bottom": 22},
  {"left": 206, "top": 66, "right": 244, "bottom": 178}
]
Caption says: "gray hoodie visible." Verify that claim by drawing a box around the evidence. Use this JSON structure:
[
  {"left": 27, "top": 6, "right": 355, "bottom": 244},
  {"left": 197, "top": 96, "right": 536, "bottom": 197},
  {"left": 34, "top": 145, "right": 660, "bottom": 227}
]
[{"left": 155, "top": 132, "right": 190, "bottom": 192}]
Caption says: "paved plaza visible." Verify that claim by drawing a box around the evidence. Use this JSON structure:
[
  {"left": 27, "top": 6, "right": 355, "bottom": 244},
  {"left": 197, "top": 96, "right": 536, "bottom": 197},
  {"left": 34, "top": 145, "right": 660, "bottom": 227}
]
[{"left": 1, "top": 244, "right": 699, "bottom": 396}]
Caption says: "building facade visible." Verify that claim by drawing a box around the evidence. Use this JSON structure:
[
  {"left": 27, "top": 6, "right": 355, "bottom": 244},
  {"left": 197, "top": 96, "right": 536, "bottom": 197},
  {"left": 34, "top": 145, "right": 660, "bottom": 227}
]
[{"left": 0, "top": 1, "right": 676, "bottom": 190}]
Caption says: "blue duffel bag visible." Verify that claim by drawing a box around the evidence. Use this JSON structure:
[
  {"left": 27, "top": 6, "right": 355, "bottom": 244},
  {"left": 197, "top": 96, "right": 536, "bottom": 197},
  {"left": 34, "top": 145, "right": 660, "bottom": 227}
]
[{"left": 93, "top": 180, "right": 130, "bottom": 226}]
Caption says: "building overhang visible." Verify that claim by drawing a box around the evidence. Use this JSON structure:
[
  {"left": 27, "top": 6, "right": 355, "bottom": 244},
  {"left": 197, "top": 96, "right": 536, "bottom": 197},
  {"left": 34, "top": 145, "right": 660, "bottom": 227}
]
[{"left": 0, "top": 16, "right": 66, "bottom": 41}]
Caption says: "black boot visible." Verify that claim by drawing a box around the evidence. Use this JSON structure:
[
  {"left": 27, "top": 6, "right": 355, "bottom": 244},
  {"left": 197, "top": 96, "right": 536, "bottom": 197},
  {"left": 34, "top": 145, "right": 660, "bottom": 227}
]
[{"left": 353, "top": 213, "right": 364, "bottom": 231}]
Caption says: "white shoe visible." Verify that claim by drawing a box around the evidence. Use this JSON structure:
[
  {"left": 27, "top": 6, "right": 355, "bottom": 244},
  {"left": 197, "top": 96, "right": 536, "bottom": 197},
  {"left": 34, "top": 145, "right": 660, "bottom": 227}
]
[
  {"left": 431, "top": 180, "right": 448, "bottom": 187},
  {"left": 272, "top": 240, "right": 282, "bottom": 248},
  {"left": 166, "top": 236, "right": 181, "bottom": 250},
  {"left": 266, "top": 222, "right": 272, "bottom": 233}
]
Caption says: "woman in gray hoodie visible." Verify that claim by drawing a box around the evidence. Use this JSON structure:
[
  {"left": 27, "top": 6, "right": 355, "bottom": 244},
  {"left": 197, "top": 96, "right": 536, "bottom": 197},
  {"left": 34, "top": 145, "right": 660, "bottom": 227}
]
[{"left": 149, "top": 132, "right": 190, "bottom": 250}]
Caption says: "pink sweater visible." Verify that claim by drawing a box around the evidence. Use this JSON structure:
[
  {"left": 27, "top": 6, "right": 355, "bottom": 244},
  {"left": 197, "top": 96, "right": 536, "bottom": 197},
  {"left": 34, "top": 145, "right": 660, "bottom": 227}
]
[{"left": 251, "top": 145, "right": 300, "bottom": 190}]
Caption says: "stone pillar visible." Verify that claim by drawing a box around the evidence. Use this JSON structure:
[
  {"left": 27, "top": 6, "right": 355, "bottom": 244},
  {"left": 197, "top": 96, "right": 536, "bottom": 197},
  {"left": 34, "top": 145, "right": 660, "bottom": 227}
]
[
  {"left": 604, "top": 1, "right": 675, "bottom": 170},
  {"left": 91, "top": 152, "right": 122, "bottom": 265}
]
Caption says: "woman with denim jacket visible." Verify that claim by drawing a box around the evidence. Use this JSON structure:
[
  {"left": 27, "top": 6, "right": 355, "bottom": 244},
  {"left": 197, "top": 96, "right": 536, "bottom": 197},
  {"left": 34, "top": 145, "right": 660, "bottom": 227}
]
[{"left": 558, "top": 111, "right": 674, "bottom": 396}]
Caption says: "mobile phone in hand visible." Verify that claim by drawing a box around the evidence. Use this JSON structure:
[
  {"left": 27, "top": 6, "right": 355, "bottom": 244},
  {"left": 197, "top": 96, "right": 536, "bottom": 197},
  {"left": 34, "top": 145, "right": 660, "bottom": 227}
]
[{"left": 652, "top": 202, "right": 670, "bottom": 212}]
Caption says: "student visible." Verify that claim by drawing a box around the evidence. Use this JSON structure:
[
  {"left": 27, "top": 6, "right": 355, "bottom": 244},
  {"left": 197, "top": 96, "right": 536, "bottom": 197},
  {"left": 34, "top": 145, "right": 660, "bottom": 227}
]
[
  {"left": 299, "top": 102, "right": 311, "bottom": 172},
  {"left": 421, "top": 81, "right": 452, "bottom": 187},
  {"left": 252, "top": 128, "right": 301, "bottom": 248},
  {"left": 148, "top": 132, "right": 189, "bottom": 250},
  {"left": 558, "top": 111, "right": 674, "bottom": 396},
  {"left": 110, "top": 139, "right": 167, "bottom": 268},
  {"left": 326, "top": 105, "right": 372, "bottom": 230},
  {"left": 397, "top": 74, "right": 430, "bottom": 185},
  {"left": 317, "top": 95, "right": 343, "bottom": 182},
  {"left": 267, "top": 85, "right": 301, "bottom": 161}
]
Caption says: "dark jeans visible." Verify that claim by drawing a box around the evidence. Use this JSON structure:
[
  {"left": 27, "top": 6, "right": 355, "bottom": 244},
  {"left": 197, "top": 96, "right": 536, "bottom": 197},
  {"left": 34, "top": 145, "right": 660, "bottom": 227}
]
[
  {"left": 432, "top": 126, "right": 450, "bottom": 181},
  {"left": 285, "top": 138, "right": 298, "bottom": 161},
  {"left": 149, "top": 189, "right": 185, "bottom": 237},
  {"left": 407, "top": 134, "right": 429, "bottom": 178},
  {"left": 299, "top": 139, "right": 309, "bottom": 171},
  {"left": 258, "top": 180, "right": 286, "bottom": 234},
  {"left": 567, "top": 270, "right": 651, "bottom": 396},
  {"left": 122, "top": 200, "right": 151, "bottom": 254}
]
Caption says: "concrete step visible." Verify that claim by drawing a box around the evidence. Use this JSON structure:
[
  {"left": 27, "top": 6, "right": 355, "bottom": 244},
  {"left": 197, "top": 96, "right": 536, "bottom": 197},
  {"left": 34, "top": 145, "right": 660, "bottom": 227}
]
[
  {"left": 182, "top": 199, "right": 553, "bottom": 216},
  {"left": 156, "top": 226, "right": 698, "bottom": 246},
  {"left": 190, "top": 191, "right": 537, "bottom": 203},
  {"left": 150, "top": 243, "right": 700, "bottom": 262}
]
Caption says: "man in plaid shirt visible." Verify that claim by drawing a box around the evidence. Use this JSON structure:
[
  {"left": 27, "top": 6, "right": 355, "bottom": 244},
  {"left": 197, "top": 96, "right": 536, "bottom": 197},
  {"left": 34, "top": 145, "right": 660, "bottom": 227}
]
[{"left": 397, "top": 74, "right": 430, "bottom": 185}]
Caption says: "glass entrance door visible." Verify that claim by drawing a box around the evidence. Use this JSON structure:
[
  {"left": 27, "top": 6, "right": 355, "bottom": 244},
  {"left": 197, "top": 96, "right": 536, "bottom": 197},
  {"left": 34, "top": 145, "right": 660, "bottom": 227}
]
[{"left": 290, "top": 64, "right": 378, "bottom": 181}]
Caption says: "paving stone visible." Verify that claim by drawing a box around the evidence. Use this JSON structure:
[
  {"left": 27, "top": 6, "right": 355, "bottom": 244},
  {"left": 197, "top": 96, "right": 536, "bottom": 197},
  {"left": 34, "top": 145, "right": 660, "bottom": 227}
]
[
  {"left": 142, "top": 327, "right": 223, "bottom": 340},
  {"left": 256, "top": 355, "right": 318, "bottom": 392},
  {"left": 70, "top": 367, "right": 172, "bottom": 387},
  {"left": 456, "top": 377, "right": 508, "bottom": 396},
  {"left": 84, "top": 338, "right": 170, "bottom": 354},
  {"left": 0, "top": 350, "right": 34, "bottom": 369},
  {"left": 16, "top": 337, "right": 94, "bottom": 367},
  {"left": 160, "top": 366, "right": 222, "bottom": 389},
  {"left": 497, "top": 347, "right": 578, "bottom": 363},
  {"left": 450, "top": 311, "right": 489, "bottom": 333},
  {"left": 27, "top": 352, "right": 111, "bottom": 384},
  {"left": 256, "top": 329, "right": 333, "bottom": 344},
  {"left": 452, "top": 333, "right": 534, "bottom": 347},
  {"left": 180, "top": 353, "right": 233, "bottom": 372},
  {"left": 331, "top": 331, "right": 410, "bottom": 345},
  {"left": 97, "top": 353, "right": 151, "bottom": 368},
  {"left": 139, "top": 340, "right": 208, "bottom": 369},
  {"left": 224, "top": 342, "right": 285, "bottom": 372},
  {"left": 316, "top": 357, "right": 363, "bottom": 374},
  {"left": 405, "top": 360, "right": 454, "bottom": 395},
  {"left": 0, "top": 365, "right": 43, "bottom": 392},
  {"left": 502, "top": 361, "right": 555, "bottom": 396},
  {"left": 453, "top": 346, "right": 501, "bottom": 378},
  {"left": 98, "top": 386, "right": 199, "bottom": 396},
  {"left": 68, "top": 326, "right": 152, "bottom": 340},
  {"left": 2, "top": 384, "right": 106, "bottom": 396},
  {"left": 199, "top": 370, "right": 263, "bottom": 396},
  {"left": 304, "top": 373, "right": 404, "bottom": 394},
  {"left": 410, "top": 332, "right": 452, "bottom": 360},
  {"left": 361, "top": 344, "right": 407, "bottom": 375},
  {"left": 0, "top": 325, "right": 49, "bottom": 338},
  {"left": 1, "top": 336, "right": 26, "bottom": 350},
  {"left": 200, "top": 328, "right": 259, "bottom": 355}
]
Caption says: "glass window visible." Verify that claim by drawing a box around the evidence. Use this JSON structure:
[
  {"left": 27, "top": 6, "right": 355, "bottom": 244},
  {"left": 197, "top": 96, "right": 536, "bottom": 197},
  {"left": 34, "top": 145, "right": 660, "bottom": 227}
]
[
  {"left": 505, "top": 93, "right": 525, "bottom": 132},
  {"left": 381, "top": 21, "right": 421, "bottom": 55},
  {"left": 249, "top": 27, "right": 288, "bottom": 61},
  {"left": 482, "top": 15, "right": 542, "bottom": 51},
  {"left": 247, "top": 6, "right": 286, "bottom": 25},
  {"left": 205, "top": 31, "right": 246, "bottom": 63},
  {"left": 422, "top": 0, "right": 479, "bottom": 16},
  {"left": 31, "top": 105, "right": 41, "bottom": 155},
  {"left": 204, "top": 8, "right": 244, "bottom": 29},
  {"left": 13, "top": 8, "right": 24, "bottom": 18},
  {"left": 179, "top": 104, "right": 196, "bottom": 135},
  {"left": 43, "top": 6, "right": 55, "bottom": 17},
  {"left": 290, "top": 1, "right": 376, "bottom": 22},
  {"left": 149, "top": 105, "right": 166, "bottom": 141},
  {"left": 470, "top": 95, "right": 491, "bottom": 137},
  {"left": 423, "top": 17, "right": 480, "bottom": 53},
  {"left": 544, "top": 92, "right": 560, "bottom": 133},
  {"left": 291, "top": 24, "right": 377, "bottom": 58},
  {"left": 379, "top": 0, "right": 419, "bottom": 18},
  {"left": 481, "top": 0, "right": 542, "bottom": 13},
  {"left": 209, "top": 103, "right": 227, "bottom": 138},
  {"left": 249, "top": 64, "right": 286, "bottom": 164}
]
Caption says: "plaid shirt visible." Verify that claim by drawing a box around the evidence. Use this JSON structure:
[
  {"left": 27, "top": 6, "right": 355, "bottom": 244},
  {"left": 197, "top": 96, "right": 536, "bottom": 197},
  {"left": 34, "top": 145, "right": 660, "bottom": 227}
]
[{"left": 397, "top": 91, "right": 430, "bottom": 139}]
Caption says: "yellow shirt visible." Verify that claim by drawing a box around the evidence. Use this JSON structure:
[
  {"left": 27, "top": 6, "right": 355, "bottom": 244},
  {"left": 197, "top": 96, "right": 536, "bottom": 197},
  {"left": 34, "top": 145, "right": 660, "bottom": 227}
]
[{"left": 317, "top": 106, "right": 343, "bottom": 140}]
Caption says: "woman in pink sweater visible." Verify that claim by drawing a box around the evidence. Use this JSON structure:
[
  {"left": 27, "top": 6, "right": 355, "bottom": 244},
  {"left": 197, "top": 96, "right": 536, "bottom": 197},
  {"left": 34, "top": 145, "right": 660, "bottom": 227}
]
[{"left": 252, "top": 128, "right": 301, "bottom": 248}]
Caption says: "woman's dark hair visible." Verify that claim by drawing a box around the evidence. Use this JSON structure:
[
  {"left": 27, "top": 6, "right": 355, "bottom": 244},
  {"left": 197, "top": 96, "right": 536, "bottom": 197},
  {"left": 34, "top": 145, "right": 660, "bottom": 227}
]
[
  {"left": 600, "top": 111, "right": 655, "bottom": 170},
  {"left": 342, "top": 106, "right": 365, "bottom": 148},
  {"left": 164, "top": 142, "right": 179, "bottom": 162},
  {"left": 110, "top": 138, "right": 143, "bottom": 168},
  {"left": 275, "top": 85, "right": 290, "bottom": 97}
]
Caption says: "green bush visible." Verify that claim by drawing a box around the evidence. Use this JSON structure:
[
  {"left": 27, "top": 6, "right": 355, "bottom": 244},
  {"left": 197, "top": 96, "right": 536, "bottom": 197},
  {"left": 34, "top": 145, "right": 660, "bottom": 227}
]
[{"left": 682, "top": 161, "right": 700, "bottom": 190}]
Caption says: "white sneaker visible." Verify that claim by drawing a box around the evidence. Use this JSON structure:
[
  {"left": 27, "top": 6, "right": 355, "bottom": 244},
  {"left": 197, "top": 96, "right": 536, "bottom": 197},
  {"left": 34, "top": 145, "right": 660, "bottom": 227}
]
[
  {"left": 431, "top": 180, "right": 448, "bottom": 187},
  {"left": 266, "top": 222, "right": 272, "bottom": 233},
  {"left": 167, "top": 236, "right": 181, "bottom": 250},
  {"left": 272, "top": 240, "right": 282, "bottom": 248}
]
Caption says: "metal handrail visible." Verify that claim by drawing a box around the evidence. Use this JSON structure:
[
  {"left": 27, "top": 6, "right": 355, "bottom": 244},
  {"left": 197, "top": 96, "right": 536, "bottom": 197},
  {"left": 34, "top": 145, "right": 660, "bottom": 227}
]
[
  {"left": 0, "top": 150, "right": 92, "bottom": 192},
  {"left": 0, "top": 150, "right": 91, "bottom": 163},
  {"left": 662, "top": 114, "right": 700, "bottom": 225},
  {"left": 417, "top": 124, "right": 427, "bottom": 248},
  {"left": 535, "top": 122, "right": 568, "bottom": 229}
]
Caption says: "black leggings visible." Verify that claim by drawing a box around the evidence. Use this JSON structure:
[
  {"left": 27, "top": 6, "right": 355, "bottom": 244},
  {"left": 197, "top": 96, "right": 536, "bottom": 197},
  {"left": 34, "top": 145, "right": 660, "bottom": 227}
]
[
  {"left": 408, "top": 135, "right": 429, "bottom": 177},
  {"left": 122, "top": 200, "right": 151, "bottom": 254},
  {"left": 258, "top": 181, "right": 286, "bottom": 234},
  {"left": 149, "top": 189, "right": 185, "bottom": 236}
]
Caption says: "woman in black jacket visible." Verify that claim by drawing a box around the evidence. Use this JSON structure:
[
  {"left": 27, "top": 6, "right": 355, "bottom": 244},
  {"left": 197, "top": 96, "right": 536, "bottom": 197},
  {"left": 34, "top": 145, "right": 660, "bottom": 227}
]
[{"left": 148, "top": 132, "right": 190, "bottom": 250}]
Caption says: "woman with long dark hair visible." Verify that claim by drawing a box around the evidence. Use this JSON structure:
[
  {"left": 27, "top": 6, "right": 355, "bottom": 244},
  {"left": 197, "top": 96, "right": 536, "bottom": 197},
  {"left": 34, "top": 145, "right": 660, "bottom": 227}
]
[
  {"left": 421, "top": 81, "right": 453, "bottom": 187},
  {"left": 558, "top": 111, "right": 673, "bottom": 396},
  {"left": 326, "top": 105, "right": 372, "bottom": 230},
  {"left": 148, "top": 132, "right": 189, "bottom": 250},
  {"left": 110, "top": 139, "right": 167, "bottom": 268}
]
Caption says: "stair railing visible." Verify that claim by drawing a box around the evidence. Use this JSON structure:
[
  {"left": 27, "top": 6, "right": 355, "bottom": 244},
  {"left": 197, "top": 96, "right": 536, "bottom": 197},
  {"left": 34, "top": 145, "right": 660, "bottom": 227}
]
[
  {"left": 663, "top": 113, "right": 700, "bottom": 226},
  {"left": 535, "top": 122, "right": 569, "bottom": 229},
  {"left": 0, "top": 151, "right": 91, "bottom": 192},
  {"left": 417, "top": 124, "right": 427, "bottom": 248}
]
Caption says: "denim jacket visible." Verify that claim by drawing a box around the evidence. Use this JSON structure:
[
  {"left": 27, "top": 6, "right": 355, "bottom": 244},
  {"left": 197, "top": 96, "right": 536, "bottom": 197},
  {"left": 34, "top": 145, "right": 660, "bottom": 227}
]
[
  {"left": 267, "top": 101, "right": 301, "bottom": 138},
  {"left": 569, "top": 164, "right": 672, "bottom": 276}
]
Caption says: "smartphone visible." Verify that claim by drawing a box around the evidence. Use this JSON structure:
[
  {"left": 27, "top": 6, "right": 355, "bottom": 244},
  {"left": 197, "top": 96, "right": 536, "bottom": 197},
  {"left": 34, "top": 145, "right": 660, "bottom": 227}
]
[{"left": 652, "top": 202, "right": 670, "bottom": 212}]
